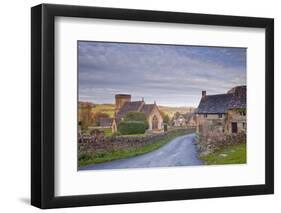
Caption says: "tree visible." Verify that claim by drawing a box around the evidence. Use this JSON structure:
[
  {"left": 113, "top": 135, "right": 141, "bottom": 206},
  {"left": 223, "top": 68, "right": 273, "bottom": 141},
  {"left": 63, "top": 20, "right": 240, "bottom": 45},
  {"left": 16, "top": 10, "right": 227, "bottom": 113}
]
[
  {"left": 159, "top": 110, "right": 170, "bottom": 124},
  {"left": 79, "top": 103, "right": 93, "bottom": 130},
  {"left": 164, "top": 123, "right": 168, "bottom": 132},
  {"left": 163, "top": 114, "right": 170, "bottom": 124}
]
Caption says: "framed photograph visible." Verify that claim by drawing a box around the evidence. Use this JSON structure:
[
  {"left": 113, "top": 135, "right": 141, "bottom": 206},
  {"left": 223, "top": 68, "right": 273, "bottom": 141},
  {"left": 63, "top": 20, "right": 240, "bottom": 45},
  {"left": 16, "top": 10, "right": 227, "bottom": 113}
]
[{"left": 31, "top": 4, "right": 274, "bottom": 209}]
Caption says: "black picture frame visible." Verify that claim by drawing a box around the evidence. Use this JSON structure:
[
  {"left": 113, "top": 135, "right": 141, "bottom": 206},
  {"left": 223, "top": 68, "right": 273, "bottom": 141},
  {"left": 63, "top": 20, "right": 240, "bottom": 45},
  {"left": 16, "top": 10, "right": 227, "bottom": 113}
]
[{"left": 31, "top": 3, "right": 274, "bottom": 209}]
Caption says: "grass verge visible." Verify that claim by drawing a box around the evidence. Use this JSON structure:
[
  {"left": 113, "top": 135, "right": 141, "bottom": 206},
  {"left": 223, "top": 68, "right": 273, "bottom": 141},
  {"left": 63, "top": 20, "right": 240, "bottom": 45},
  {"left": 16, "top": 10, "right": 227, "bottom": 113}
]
[
  {"left": 200, "top": 143, "right": 246, "bottom": 165},
  {"left": 102, "top": 128, "right": 113, "bottom": 136},
  {"left": 78, "top": 130, "right": 194, "bottom": 168}
]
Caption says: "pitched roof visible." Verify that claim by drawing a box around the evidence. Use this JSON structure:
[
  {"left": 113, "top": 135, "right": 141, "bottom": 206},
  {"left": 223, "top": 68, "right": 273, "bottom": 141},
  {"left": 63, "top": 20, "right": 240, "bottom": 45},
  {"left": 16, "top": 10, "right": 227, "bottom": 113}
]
[
  {"left": 197, "top": 86, "right": 246, "bottom": 114},
  {"left": 99, "top": 117, "right": 113, "bottom": 127},
  {"left": 140, "top": 104, "right": 155, "bottom": 117},
  {"left": 115, "top": 101, "right": 144, "bottom": 123}
]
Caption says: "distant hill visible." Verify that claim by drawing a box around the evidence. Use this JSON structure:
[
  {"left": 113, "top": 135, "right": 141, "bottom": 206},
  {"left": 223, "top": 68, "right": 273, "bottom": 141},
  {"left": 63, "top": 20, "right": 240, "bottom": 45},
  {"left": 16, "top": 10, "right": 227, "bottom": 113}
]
[
  {"left": 79, "top": 102, "right": 115, "bottom": 117},
  {"left": 92, "top": 104, "right": 115, "bottom": 117},
  {"left": 79, "top": 102, "right": 195, "bottom": 118},
  {"left": 158, "top": 106, "right": 196, "bottom": 118}
]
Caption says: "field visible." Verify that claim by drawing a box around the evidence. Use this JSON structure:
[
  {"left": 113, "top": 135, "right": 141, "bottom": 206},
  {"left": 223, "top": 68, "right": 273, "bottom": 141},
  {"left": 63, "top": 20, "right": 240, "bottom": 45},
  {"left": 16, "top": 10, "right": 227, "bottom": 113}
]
[
  {"left": 92, "top": 104, "right": 115, "bottom": 117},
  {"left": 200, "top": 143, "right": 246, "bottom": 165}
]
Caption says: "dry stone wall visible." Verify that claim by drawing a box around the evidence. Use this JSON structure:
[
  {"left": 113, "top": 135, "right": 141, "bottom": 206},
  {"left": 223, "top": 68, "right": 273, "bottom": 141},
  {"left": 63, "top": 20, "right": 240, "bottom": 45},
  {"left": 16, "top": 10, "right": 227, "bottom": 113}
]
[{"left": 79, "top": 128, "right": 195, "bottom": 155}]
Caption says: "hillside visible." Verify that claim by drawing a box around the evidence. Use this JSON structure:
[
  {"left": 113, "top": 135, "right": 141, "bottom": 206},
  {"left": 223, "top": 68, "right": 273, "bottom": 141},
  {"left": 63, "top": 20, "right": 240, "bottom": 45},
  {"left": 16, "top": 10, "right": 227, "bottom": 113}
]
[
  {"left": 158, "top": 106, "right": 196, "bottom": 118},
  {"left": 92, "top": 104, "right": 115, "bottom": 117},
  {"left": 79, "top": 102, "right": 195, "bottom": 118}
]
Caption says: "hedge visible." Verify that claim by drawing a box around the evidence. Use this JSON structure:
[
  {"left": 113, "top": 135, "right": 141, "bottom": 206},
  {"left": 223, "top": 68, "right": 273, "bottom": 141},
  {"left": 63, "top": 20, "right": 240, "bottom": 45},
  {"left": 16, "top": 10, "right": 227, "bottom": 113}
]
[
  {"left": 123, "top": 111, "right": 147, "bottom": 122},
  {"left": 118, "top": 121, "right": 148, "bottom": 135}
]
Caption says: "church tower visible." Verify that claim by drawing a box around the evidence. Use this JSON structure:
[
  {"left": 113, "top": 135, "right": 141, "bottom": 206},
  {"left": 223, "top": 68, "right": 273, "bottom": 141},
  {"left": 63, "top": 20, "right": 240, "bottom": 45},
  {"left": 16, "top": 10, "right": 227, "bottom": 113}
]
[{"left": 115, "top": 94, "right": 131, "bottom": 113}]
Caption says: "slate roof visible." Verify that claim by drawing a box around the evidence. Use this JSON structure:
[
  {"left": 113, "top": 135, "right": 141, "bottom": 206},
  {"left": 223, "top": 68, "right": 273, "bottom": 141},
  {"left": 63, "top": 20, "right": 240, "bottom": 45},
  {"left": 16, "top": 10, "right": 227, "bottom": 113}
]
[
  {"left": 99, "top": 117, "right": 113, "bottom": 127},
  {"left": 115, "top": 101, "right": 159, "bottom": 124},
  {"left": 197, "top": 86, "right": 246, "bottom": 114},
  {"left": 140, "top": 104, "right": 155, "bottom": 117},
  {"left": 115, "top": 101, "right": 144, "bottom": 124}
]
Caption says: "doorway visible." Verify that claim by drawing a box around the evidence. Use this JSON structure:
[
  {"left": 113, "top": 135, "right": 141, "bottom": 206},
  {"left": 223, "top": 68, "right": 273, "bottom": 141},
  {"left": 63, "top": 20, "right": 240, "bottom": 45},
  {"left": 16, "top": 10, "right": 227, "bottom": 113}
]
[
  {"left": 152, "top": 115, "right": 158, "bottom": 130},
  {"left": 231, "top": 122, "right": 238, "bottom": 133}
]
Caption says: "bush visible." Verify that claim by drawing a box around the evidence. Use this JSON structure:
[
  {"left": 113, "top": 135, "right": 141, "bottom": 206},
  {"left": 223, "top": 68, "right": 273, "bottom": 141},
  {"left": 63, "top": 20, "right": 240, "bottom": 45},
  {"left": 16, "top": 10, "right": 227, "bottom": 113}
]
[
  {"left": 112, "top": 131, "right": 121, "bottom": 137},
  {"left": 123, "top": 111, "right": 147, "bottom": 122},
  {"left": 118, "top": 121, "right": 148, "bottom": 135},
  {"left": 118, "top": 111, "right": 149, "bottom": 135}
]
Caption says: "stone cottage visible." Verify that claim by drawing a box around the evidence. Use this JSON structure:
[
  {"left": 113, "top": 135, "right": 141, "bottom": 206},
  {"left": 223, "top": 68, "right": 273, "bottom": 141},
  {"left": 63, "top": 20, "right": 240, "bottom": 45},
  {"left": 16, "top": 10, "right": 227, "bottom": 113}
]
[
  {"left": 112, "top": 94, "right": 163, "bottom": 133},
  {"left": 98, "top": 117, "right": 113, "bottom": 128},
  {"left": 196, "top": 86, "right": 246, "bottom": 134},
  {"left": 186, "top": 113, "right": 197, "bottom": 127}
]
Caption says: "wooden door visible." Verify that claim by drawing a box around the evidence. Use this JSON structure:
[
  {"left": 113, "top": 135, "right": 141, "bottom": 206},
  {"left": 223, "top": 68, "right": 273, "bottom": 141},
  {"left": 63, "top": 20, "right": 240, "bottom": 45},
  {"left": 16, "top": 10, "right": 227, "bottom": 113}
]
[
  {"left": 152, "top": 115, "right": 158, "bottom": 130},
  {"left": 231, "top": 122, "right": 238, "bottom": 133}
]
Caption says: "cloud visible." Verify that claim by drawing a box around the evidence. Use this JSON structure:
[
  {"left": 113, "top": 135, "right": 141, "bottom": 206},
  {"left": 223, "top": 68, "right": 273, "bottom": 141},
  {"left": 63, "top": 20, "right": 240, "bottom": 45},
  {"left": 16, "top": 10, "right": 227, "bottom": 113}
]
[{"left": 78, "top": 41, "right": 246, "bottom": 107}]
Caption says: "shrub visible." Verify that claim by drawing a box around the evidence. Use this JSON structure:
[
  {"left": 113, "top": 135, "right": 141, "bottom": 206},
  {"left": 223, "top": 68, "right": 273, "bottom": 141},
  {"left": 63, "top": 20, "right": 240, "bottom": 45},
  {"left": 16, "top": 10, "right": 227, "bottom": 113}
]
[
  {"left": 118, "top": 121, "right": 148, "bottom": 135},
  {"left": 112, "top": 131, "right": 121, "bottom": 137},
  {"left": 118, "top": 112, "right": 149, "bottom": 135},
  {"left": 123, "top": 111, "right": 147, "bottom": 122}
]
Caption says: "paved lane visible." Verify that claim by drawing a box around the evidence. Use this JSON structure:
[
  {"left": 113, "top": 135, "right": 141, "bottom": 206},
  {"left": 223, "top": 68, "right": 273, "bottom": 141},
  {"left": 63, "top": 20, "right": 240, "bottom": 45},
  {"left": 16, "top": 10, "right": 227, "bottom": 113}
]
[{"left": 79, "top": 133, "right": 202, "bottom": 170}]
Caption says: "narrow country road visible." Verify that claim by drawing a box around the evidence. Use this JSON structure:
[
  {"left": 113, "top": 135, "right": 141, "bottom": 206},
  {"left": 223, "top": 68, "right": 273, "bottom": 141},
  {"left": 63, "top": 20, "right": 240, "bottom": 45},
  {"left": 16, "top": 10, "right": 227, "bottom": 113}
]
[{"left": 79, "top": 133, "right": 203, "bottom": 170}]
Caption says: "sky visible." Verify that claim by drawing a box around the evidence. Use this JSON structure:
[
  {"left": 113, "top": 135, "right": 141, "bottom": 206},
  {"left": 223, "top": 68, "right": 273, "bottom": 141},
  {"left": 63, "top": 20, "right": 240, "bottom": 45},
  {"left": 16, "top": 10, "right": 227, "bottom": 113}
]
[{"left": 78, "top": 41, "right": 246, "bottom": 107}]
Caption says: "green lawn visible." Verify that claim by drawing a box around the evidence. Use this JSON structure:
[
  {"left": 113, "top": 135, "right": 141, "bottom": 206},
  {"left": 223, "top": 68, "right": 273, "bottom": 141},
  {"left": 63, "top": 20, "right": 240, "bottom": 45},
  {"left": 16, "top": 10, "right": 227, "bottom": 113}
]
[
  {"left": 78, "top": 130, "right": 194, "bottom": 167},
  {"left": 102, "top": 128, "right": 113, "bottom": 136},
  {"left": 200, "top": 143, "right": 246, "bottom": 165}
]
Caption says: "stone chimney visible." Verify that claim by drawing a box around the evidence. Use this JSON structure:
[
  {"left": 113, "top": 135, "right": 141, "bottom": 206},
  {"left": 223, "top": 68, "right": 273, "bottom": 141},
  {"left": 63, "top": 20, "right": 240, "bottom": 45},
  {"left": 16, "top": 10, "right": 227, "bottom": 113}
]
[{"left": 202, "top": 90, "right": 206, "bottom": 98}]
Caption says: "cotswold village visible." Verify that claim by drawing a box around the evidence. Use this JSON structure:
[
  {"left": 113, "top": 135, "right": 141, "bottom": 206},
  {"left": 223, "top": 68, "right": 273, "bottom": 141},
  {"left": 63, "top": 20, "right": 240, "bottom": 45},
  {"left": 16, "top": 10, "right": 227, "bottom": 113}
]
[{"left": 78, "top": 85, "right": 246, "bottom": 169}]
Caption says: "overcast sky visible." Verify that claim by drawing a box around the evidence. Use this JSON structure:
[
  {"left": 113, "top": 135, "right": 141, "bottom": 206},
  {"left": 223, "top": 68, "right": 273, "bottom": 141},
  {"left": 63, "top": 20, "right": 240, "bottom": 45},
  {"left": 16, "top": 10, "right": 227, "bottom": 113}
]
[{"left": 78, "top": 41, "right": 246, "bottom": 107}]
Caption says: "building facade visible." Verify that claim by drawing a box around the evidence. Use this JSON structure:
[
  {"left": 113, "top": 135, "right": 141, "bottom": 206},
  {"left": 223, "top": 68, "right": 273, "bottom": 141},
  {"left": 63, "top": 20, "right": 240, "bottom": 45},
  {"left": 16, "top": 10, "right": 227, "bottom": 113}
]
[{"left": 196, "top": 86, "right": 246, "bottom": 135}]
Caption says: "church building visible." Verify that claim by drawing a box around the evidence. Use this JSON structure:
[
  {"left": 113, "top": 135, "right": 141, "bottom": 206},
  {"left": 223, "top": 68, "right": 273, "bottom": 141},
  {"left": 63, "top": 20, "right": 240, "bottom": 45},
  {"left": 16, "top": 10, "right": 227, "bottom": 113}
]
[{"left": 112, "top": 94, "right": 163, "bottom": 133}]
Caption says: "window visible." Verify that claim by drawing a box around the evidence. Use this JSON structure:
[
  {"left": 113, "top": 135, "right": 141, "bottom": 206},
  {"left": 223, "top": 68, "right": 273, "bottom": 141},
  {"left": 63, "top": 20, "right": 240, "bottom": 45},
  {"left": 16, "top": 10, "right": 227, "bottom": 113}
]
[
  {"left": 204, "top": 114, "right": 208, "bottom": 118},
  {"left": 231, "top": 122, "right": 238, "bottom": 133},
  {"left": 218, "top": 114, "right": 222, "bottom": 118}
]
